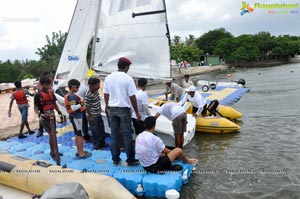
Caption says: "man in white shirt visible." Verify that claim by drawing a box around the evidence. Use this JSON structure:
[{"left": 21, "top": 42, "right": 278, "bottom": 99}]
[
  {"left": 179, "top": 86, "right": 207, "bottom": 118},
  {"left": 132, "top": 78, "right": 151, "bottom": 135},
  {"left": 135, "top": 116, "right": 198, "bottom": 174},
  {"left": 103, "top": 57, "right": 141, "bottom": 166},
  {"left": 154, "top": 102, "right": 186, "bottom": 148},
  {"left": 182, "top": 74, "right": 194, "bottom": 88},
  {"left": 164, "top": 80, "right": 184, "bottom": 102}
]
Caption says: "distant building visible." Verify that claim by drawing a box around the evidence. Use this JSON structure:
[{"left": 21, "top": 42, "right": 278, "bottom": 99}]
[{"left": 200, "top": 55, "right": 223, "bottom": 66}]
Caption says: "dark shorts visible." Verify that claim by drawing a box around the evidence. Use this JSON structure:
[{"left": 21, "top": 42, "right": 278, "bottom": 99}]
[
  {"left": 18, "top": 106, "right": 28, "bottom": 122},
  {"left": 172, "top": 113, "right": 187, "bottom": 135},
  {"left": 69, "top": 117, "right": 84, "bottom": 136},
  {"left": 132, "top": 118, "right": 145, "bottom": 135},
  {"left": 192, "top": 104, "right": 207, "bottom": 116},
  {"left": 144, "top": 155, "right": 171, "bottom": 174},
  {"left": 41, "top": 116, "right": 56, "bottom": 134}
]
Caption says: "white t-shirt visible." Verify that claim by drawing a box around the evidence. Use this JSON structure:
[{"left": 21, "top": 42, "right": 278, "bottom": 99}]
[
  {"left": 103, "top": 71, "right": 137, "bottom": 108},
  {"left": 132, "top": 89, "right": 149, "bottom": 120},
  {"left": 76, "top": 83, "right": 89, "bottom": 102},
  {"left": 179, "top": 92, "right": 207, "bottom": 110},
  {"left": 135, "top": 131, "right": 165, "bottom": 167},
  {"left": 166, "top": 83, "right": 184, "bottom": 98},
  {"left": 182, "top": 80, "right": 194, "bottom": 88},
  {"left": 158, "top": 102, "right": 185, "bottom": 121}
]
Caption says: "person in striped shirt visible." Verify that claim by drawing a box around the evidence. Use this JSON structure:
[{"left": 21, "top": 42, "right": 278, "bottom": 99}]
[{"left": 85, "top": 77, "right": 108, "bottom": 150}]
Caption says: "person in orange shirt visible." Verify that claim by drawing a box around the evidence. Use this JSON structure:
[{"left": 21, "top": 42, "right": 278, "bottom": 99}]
[{"left": 8, "top": 80, "right": 35, "bottom": 139}]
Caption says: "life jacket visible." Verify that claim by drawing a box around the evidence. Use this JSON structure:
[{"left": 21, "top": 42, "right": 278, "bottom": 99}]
[
  {"left": 13, "top": 90, "right": 28, "bottom": 104},
  {"left": 39, "top": 90, "right": 56, "bottom": 111},
  {"left": 64, "top": 93, "right": 85, "bottom": 114}
]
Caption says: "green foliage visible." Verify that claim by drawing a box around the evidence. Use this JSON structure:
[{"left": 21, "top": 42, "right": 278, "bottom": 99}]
[
  {"left": 214, "top": 32, "right": 300, "bottom": 64},
  {"left": 195, "top": 28, "right": 233, "bottom": 55},
  {"left": 36, "top": 31, "right": 67, "bottom": 72},
  {"left": 171, "top": 34, "right": 203, "bottom": 63},
  {"left": 0, "top": 61, "right": 22, "bottom": 83},
  {"left": 0, "top": 31, "right": 67, "bottom": 83}
]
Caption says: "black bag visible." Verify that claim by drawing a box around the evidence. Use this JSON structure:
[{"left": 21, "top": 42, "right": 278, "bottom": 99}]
[{"left": 33, "top": 182, "right": 89, "bottom": 199}]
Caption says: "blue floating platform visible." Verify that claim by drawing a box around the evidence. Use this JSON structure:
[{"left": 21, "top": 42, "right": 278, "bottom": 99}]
[{"left": 0, "top": 122, "right": 194, "bottom": 197}]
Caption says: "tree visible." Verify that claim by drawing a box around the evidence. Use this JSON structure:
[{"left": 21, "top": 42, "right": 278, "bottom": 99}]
[
  {"left": 172, "top": 35, "right": 181, "bottom": 46},
  {"left": 171, "top": 44, "right": 203, "bottom": 63},
  {"left": 254, "top": 32, "right": 276, "bottom": 61},
  {"left": 185, "top": 34, "right": 196, "bottom": 47},
  {"left": 195, "top": 28, "right": 233, "bottom": 55},
  {"left": 0, "top": 61, "right": 22, "bottom": 83},
  {"left": 36, "top": 31, "right": 67, "bottom": 72}
]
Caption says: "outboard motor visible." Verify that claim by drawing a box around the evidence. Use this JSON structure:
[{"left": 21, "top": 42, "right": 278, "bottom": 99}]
[
  {"left": 237, "top": 79, "right": 246, "bottom": 86},
  {"left": 209, "top": 83, "right": 216, "bottom": 90},
  {"left": 33, "top": 182, "right": 89, "bottom": 199}
]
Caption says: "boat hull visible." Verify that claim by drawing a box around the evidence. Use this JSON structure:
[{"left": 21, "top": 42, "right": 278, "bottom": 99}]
[
  {"left": 195, "top": 116, "right": 240, "bottom": 133},
  {"left": 149, "top": 99, "right": 240, "bottom": 134},
  {"left": 0, "top": 153, "right": 135, "bottom": 199}
]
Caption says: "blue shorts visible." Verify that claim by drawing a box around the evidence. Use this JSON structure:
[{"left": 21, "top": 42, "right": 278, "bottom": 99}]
[{"left": 19, "top": 106, "right": 28, "bottom": 122}]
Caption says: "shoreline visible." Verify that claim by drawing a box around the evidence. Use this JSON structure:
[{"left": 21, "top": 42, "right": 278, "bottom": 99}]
[{"left": 0, "top": 65, "right": 227, "bottom": 140}]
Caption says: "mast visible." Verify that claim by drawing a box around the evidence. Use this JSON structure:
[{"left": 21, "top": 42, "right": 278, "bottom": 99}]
[
  {"left": 162, "top": 0, "right": 172, "bottom": 78},
  {"left": 90, "top": 0, "right": 102, "bottom": 69}
]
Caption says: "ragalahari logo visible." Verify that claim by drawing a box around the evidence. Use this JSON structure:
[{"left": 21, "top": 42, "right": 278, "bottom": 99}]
[{"left": 240, "top": 2, "right": 254, "bottom": 15}]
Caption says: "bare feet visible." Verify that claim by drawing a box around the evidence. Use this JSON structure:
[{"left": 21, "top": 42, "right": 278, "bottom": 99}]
[{"left": 187, "top": 158, "right": 198, "bottom": 164}]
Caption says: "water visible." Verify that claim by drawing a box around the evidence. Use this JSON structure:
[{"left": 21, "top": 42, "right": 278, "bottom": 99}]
[
  {"left": 177, "top": 63, "right": 300, "bottom": 199},
  {"left": 147, "top": 63, "right": 300, "bottom": 198}
]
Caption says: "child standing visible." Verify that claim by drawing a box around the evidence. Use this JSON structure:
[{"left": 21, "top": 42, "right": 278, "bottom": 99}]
[
  {"left": 85, "top": 78, "right": 108, "bottom": 150},
  {"left": 65, "top": 79, "right": 91, "bottom": 159},
  {"left": 34, "top": 76, "right": 63, "bottom": 159},
  {"left": 8, "top": 80, "right": 35, "bottom": 139}
]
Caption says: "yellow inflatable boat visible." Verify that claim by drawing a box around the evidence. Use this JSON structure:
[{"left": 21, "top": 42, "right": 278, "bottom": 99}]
[
  {"left": 0, "top": 153, "right": 135, "bottom": 199},
  {"left": 149, "top": 99, "right": 240, "bottom": 134},
  {"left": 149, "top": 98, "right": 242, "bottom": 120}
]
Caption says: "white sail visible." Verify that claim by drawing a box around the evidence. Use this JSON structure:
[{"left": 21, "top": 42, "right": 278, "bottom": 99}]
[
  {"left": 54, "top": 0, "right": 99, "bottom": 88},
  {"left": 93, "top": 0, "right": 171, "bottom": 78}
]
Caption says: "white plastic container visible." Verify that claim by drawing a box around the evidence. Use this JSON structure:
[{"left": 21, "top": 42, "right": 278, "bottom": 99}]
[{"left": 165, "top": 189, "right": 180, "bottom": 199}]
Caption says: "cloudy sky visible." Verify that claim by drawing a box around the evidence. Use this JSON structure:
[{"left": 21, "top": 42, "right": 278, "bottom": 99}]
[{"left": 0, "top": 0, "right": 299, "bottom": 61}]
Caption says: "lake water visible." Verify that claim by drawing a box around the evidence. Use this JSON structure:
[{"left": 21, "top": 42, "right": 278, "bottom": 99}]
[{"left": 176, "top": 63, "right": 300, "bottom": 199}]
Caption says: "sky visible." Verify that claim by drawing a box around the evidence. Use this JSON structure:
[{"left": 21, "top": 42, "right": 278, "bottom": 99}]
[{"left": 0, "top": 0, "right": 299, "bottom": 61}]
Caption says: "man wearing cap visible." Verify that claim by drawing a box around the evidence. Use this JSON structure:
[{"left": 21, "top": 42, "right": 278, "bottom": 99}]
[
  {"left": 103, "top": 57, "right": 140, "bottom": 166},
  {"left": 178, "top": 86, "right": 207, "bottom": 117},
  {"left": 164, "top": 80, "right": 184, "bottom": 102}
]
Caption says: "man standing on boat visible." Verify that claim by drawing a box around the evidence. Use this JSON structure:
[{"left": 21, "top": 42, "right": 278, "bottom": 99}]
[
  {"left": 163, "top": 80, "right": 184, "bottom": 102},
  {"left": 103, "top": 57, "right": 140, "bottom": 166},
  {"left": 154, "top": 102, "right": 186, "bottom": 148},
  {"left": 178, "top": 86, "right": 207, "bottom": 117}
]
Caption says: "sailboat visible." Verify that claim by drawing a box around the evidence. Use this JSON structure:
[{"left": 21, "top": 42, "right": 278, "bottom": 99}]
[{"left": 53, "top": 0, "right": 196, "bottom": 147}]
